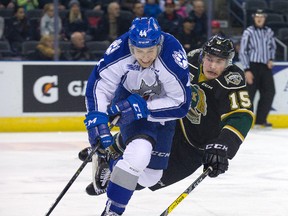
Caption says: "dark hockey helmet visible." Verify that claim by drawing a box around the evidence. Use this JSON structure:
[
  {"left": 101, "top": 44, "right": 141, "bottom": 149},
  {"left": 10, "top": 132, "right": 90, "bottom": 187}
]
[
  {"left": 252, "top": 9, "right": 267, "bottom": 18},
  {"left": 202, "top": 35, "right": 235, "bottom": 62},
  {"left": 129, "top": 17, "right": 162, "bottom": 48}
]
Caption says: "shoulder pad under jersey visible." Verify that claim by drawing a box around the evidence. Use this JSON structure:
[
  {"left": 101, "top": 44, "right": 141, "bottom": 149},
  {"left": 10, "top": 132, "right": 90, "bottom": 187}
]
[{"left": 216, "top": 64, "right": 246, "bottom": 89}]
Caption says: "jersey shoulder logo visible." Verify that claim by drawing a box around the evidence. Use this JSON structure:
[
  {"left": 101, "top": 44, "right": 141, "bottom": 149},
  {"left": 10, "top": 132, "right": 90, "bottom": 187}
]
[
  {"left": 224, "top": 72, "right": 243, "bottom": 86},
  {"left": 106, "top": 39, "right": 122, "bottom": 55},
  {"left": 187, "top": 48, "right": 201, "bottom": 58},
  {"left": 172, "top": 50, "right": 188, "bottom": 69}
]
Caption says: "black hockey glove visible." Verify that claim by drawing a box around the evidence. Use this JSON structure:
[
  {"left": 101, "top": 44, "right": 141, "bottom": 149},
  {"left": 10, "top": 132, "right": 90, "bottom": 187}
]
[{"left": 203, "top": 144, "right": 229, "bottom": 178}]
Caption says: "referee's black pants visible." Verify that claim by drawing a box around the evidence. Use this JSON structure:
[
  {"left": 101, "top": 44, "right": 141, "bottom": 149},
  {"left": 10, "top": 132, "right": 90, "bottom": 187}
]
[{"left": 247, "top": 62, "right": 275, "bottom": 124}]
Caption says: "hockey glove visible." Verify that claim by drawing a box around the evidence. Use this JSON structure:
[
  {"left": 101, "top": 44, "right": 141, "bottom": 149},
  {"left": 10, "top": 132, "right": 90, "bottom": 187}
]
[
  {"left": 84, "top": 111, "right": 113, "bottom": 149},
  {"left": 203, "top": 144, "right": 229, "bottom": 178},
  {"left": 107, "top": 94, "right": 150, "bottom": 126}
]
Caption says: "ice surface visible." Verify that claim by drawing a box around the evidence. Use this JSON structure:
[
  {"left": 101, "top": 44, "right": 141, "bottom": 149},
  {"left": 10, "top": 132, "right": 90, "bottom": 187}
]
[{"left": 0, "top": 129, "right": 288, "bottom": 216}]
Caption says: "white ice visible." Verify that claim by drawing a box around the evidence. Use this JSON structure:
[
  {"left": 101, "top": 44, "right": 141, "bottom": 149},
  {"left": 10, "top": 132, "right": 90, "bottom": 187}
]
[{"left": 0, "top": 129, "right": 288, "bottom": 216}]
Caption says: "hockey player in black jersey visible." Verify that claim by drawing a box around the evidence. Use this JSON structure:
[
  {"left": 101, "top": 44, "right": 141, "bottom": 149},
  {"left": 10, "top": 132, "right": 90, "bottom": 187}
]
[
  {"left": 150, "top": 35, "right": 254, "bottom": 189},
  {"left": 80, "top": 35, "right": 254, "bottom": 195}
]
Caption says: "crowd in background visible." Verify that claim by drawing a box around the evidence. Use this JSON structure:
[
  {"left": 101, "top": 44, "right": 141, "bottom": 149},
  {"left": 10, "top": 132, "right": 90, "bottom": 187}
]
[
  {"left": 0, "top": 0, "right": 231, "bottom": 61},
  {"left": 0, "top": 0, "right": 225, "bottom": 60}
]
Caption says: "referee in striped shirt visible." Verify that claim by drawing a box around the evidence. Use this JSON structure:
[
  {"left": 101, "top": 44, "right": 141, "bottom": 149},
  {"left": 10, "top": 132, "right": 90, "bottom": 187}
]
[{"left": 239, "top": 9, "right": 276, "bottom": 128}]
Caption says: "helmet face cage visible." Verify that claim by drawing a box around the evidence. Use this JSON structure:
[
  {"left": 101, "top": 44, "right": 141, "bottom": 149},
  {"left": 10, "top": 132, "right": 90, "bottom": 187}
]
[
  {"left": 202, "top": 35, "right": 235, "bottom": 63},
  {"left": 129, "top": 17, "right": 162, "bottom": 48}
]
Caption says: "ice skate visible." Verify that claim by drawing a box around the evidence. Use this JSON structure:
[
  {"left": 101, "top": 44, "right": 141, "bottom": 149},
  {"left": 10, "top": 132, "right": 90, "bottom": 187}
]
[
  {"left": 85, "top": 182, "right": 106, "bottom": 196},
  {"left": 84, "top": 151, "right": 111, "bottom": 196},
  {"left": 93, "top": 153, "right": 111, "bottom": 190}
]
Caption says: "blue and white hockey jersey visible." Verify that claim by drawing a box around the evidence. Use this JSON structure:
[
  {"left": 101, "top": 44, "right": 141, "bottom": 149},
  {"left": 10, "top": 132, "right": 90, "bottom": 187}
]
[{"left": 85, "top": 32, "right": 191, "bottom": 122}]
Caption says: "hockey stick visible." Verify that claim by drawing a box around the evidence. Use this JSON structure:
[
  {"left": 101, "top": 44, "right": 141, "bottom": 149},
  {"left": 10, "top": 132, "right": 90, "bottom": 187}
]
[
  {"left": 159, "top": 166, "right": 213, "bottom": 216},
  {"left": 45, "top": 115, "right": 120, "bottom": 216}
]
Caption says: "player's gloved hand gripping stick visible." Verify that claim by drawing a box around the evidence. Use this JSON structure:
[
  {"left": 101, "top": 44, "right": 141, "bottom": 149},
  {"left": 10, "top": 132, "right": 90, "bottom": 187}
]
[
  {"left": 203, "top": 143, "right": 229, "bottom": 177},
  {"left": 108, "top": 93, "right": 150, "bottom": 127},
  {"left": 84, "top": 111, "right": 114, "bottom": 149},
  {"left": 45, "top": 115, "right": 120, "bottom": 216}
]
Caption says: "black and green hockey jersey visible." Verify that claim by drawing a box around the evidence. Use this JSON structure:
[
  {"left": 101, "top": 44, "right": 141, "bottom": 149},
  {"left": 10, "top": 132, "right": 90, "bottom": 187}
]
[{"left": 179, "top": 49, "right": 255, "bottom": 159}]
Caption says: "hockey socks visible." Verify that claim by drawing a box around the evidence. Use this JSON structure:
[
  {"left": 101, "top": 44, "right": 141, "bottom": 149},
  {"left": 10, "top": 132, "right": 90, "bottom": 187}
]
[{"left": 104, "top": 182, "right": 134, "bottom": 215}]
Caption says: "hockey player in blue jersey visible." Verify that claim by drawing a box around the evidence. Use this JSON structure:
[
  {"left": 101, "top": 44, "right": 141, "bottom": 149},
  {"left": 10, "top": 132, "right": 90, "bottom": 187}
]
[
  {"left": 80, "top": 35, "right": 254, "bottom": 210},
  {"left": 84, "top": 17, "right": 191, "bottom": 215}
]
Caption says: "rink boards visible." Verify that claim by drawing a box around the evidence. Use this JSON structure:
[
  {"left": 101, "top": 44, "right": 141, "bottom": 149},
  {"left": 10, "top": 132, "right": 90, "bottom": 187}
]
[{"left": 0, "top": 61, "right": 287, "bottom": 132}]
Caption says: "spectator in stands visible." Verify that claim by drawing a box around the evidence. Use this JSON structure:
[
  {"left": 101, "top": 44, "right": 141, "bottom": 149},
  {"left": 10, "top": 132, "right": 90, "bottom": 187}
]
[
  {"left": 16, "top": 0, "right": 39, "bottom": 11},
  {"left": 176, "top": 16, "right": 205, "bottom": 53},
  {"left": 132, "top": 1, "right": 145, "bottom": 18},
  {"left": 144, "top": 0, "right": 162, "bottom": 18},
  {"left": 63, "top": 0, "right": 90, "bottom": 40},
  {"left": 38, "top": 0, "right": 67, "bottom": 10},
  {"left": 63, "top": 31, "right": 92, "bottom": 60},
  {"left": 94, "top": 2, "right": 132, "bottom": 42},
  {"left": 121, "top": 0, "right": 138, "bottom": 12},
  {"left": 232, "top": 38, "right": 240, "bottom": 62},
  {"left": 239, "top": 9, "right": 276, "bottom": 128},
  {"left": 157, "top": 0, "right": 183, "bottom": 36},
  {"left": 0, "top": 17, "right": 4, "bottom": 40},
  {"left": 211, "top": 20, "right": 225, "bottom": 37},
  {"left": 56, "top": 0, "right": 95, "bottom": 10},
  {"left": 76, "top": 0, "right": 95, "bottom": 10},
  {"left": 40, "top": 3, "right": 63, "bottom": 38},
  {"left": 5, "top": 6, "right": 32, "bottom": 56},
  {"left": 0, "top": 0, "right": 15, "bottom": 9},
  {"left": 28, "top": 35, "right": 63, "bottom": 60},
  {"left": 175, "top": 0, "right": 193, "bottom": 18},
  {"left": 188, "top": 0, "right": 207, "bottom": 39},
  {"left": 92, "top": 0, "right": 115, "bottom": 12}
]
